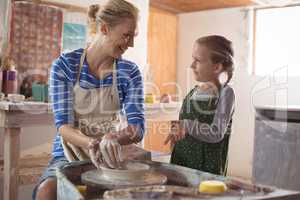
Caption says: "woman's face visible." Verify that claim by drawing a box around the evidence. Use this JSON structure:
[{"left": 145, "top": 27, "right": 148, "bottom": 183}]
[
  {"left": 103, "top": 18, "right": 137, "bottom": 58},
  {"left": 191, "top": 43, "right": 217, "bottom": 82}
]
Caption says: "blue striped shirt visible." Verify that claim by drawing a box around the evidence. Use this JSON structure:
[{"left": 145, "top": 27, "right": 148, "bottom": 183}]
[{"left": 49, "top": 48, "right": 145, "bottom": 158}]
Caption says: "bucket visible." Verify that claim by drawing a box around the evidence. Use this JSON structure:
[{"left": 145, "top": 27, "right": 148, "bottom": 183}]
[{"left": 32, "top": 82, "right": 48, "bottom": 102}]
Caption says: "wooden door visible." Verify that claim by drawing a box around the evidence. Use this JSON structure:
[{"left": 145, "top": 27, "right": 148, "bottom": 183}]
[{"left": 144, "top": 6, "right": 178, "bottom": 153}]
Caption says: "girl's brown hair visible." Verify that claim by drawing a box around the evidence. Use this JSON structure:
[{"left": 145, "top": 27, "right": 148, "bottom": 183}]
[{"left": 196, "top": 35, "right": 234, "bottom": 85}]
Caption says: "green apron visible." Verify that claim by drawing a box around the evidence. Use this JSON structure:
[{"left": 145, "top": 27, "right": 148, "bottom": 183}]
[{"left": 170, "top": 86, "right": 232, "bottom": 175}]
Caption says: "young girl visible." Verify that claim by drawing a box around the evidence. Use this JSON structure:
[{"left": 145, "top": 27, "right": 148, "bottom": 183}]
[{"left": 165, "top": 35, "right": 235, "bottom": 175}]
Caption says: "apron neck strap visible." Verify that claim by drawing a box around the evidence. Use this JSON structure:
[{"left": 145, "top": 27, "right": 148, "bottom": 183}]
[
  {"left": 76, "top": 49, "right": 117, "bottom": 85},
  {"left": 112, "top": 60, "right": 117, "bottom": 87},
  {"left": 76, "top": 49, "right": 87, "bottom": 82}
]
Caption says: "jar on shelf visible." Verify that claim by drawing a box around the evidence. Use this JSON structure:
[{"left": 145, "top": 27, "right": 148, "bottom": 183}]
[{"left": 1, "top": 57, "right": 18, "bottom": 95}]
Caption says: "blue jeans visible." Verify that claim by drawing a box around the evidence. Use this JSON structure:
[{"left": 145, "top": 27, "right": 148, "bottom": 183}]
[{"left": 32, "top": 156, "right": 68, "bottom": 200}]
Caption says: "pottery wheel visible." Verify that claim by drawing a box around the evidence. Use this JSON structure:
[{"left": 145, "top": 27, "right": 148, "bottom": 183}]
[
  {"left": 82, "top": 169, "right": 167, "bottom": 189},
  {"left": 103, "top": 185, "right": 199, "bottom": 199}
]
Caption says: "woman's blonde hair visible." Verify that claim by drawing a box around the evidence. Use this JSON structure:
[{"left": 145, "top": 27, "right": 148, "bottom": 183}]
[
  {"left": 196, "top": 35, "right": 234, "bottom": 85},
  {"left": 88, "top": 0, "right": 139, "bottom": 36}
]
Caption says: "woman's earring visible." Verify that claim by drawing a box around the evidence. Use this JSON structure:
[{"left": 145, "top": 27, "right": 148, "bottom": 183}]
[{"left": 218, "top": 72, "right": 228, "bottom": 85}]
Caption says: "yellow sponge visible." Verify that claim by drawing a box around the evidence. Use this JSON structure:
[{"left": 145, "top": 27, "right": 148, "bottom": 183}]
[{"left": 199, "top": 180, "right": 227, "bottom": 194}]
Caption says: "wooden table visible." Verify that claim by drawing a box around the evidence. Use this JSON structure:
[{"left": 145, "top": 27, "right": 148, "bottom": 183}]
[
  {"left": 0, "top": 101, "right": 52, "bottom": 200},
  {"left": 0, "top": 101, "right": 181, "bottom": 200}
]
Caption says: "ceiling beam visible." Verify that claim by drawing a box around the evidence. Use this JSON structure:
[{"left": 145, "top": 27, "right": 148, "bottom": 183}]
[{"left": 150, "top": 0, "right": 182, "bottom": 13}]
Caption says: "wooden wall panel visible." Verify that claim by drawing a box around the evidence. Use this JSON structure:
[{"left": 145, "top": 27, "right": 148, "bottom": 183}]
[
  {"left": 144, "top": 121, "right": 172, "bottom": 153},
  {"left": 144, "top": 7, "right": 178, "bottom": 153},
  {"left": 147, "top": 6, "right": 178, "bottom": 97}
]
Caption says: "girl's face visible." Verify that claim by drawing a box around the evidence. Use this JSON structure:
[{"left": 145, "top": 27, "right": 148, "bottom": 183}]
[
  {"left": 191, "top": 43, "right": 221, "bottom": 82},
  {"left": 102, "top": 18, "right": 137, "bottom": 59}
]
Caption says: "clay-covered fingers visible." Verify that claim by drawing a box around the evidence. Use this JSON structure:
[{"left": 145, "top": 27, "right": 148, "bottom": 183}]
[
  {"left": 100, "top": 140, "right": 114, "bottom": 168},
  {"left": 112, "top": 141, "right": 123, "bottom": 162},
  {"left": 88, "top": 147, "right": 101, "bottom": 169},
  {"left": 110, "top": 142, "right": 123, "bottom": 168},
  {"left": 95, "top": 149, "right": 102, "bottom": 168},
  {"left": 107, "top": 141, "right": 121, "bottom": 167},
  {"left": 100, "top": 138, "right": 122, "bottom": 169}
]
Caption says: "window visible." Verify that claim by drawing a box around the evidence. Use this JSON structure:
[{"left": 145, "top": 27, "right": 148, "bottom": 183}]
[
  {"left": 62, "top": 23, "right": 87, "bottom": 52},
  {"left": 255, "top": 6, "right": 300, "bottom": 76}
]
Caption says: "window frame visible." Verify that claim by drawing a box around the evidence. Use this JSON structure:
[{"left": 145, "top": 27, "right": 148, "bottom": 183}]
[{"left": 252, "top": 4, "right": 300, "bottom": 76}]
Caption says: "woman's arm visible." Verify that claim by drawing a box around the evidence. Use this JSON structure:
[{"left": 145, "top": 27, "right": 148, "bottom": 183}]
[
  {"left": 184, "top": 86, "right": 235, "bottom": 143},
  {"left": 114, "top": 124, "right": 142, "bottom": 145},
  {"left": 50, "top": 56, "right": 94, "bottom": 149},
  {"left": 116, "top": 64, "right": 145, "bottom": 145},
  {"left": 58, "top": 125, "right": 93, "bottom": 147}
]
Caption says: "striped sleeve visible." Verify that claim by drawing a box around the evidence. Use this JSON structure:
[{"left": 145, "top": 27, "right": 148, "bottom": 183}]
[
  {"left": 49, "top": 57, "right": 75, "bottom": 130},
  {"left": 122, "top": 64, "right": 145, "bottom": 140}
]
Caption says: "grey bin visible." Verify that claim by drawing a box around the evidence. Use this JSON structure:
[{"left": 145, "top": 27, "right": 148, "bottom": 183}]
[{"left": 254, "top": 107, "right": 300, "bottom": 190}]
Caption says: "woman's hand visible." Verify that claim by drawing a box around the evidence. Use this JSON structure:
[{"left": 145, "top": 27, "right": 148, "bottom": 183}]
[
  {"left": 87, "top": 139, "right": 102, "bottom": 169},
  {"left": 99, "top": 133, "right": 123, "bottom": 169},
  {"left": 164, "top": 121, "right": 186, "bottom": 149}
]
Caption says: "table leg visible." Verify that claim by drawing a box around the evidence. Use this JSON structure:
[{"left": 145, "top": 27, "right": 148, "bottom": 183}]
[{"left": 3, "top": 128, "right": 20, "bottom": 200}]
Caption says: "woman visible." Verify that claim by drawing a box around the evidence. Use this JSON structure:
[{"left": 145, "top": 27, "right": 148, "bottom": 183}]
[
  {"left": 33, "top": 1, "right": 144, "bottom": 199},
  {"left": 165, "top": 35, "right": 235, "bottom": 175}
]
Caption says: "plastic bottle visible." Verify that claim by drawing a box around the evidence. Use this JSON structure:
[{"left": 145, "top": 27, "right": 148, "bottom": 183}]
[{"left": 2, "top": 59, "right": 18, "bottom": 95}]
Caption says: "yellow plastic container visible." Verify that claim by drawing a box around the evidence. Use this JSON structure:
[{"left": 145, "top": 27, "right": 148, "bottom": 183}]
[
  {"left": 145, "top": 93, "right": 155, "bottom": 103},
  {"left": 199, "top": 180, "right": 227, "bottom": 194},
  {"left": 76, "top": 185, "right": 87, "bottom": 196}
]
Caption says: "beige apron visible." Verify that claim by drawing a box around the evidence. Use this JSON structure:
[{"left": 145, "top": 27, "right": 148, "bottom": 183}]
[{"left": 62, "top": 49, "right": 127, "bottom": 161}]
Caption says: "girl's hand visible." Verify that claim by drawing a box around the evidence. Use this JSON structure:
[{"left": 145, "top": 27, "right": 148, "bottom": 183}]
[{"left": 164, "top": 121, "right": 186, "bottom": 149}]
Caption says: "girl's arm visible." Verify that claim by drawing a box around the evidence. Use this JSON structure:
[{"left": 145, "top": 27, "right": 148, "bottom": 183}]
[{"left": 184, "top": 86, "right": 235, "bottom": 143}]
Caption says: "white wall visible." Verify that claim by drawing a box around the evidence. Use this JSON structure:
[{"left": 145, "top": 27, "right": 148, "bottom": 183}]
[{"left": 177, "top": 7, "right": 300, "bottom": 180}]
